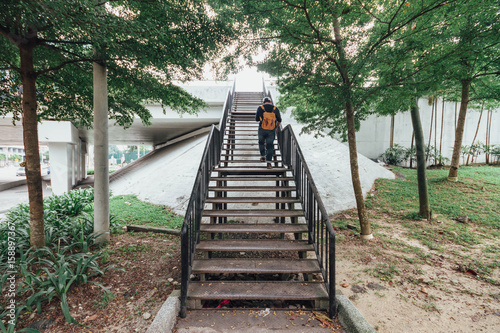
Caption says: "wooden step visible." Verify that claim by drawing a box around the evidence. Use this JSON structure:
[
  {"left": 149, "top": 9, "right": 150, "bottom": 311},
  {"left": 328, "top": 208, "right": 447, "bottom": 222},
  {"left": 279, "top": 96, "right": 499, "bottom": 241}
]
[
  {"left": 209, "top": 186, "right": 294, "bottom": 192},
  {"left": 192, "top": 258, "right": 320, "bottom": 274},
  {"left": 200, "top": 223, "right": 306, "bottom": 233},
  {"left": 213, "top": 167, "right": 289, "bottom": 175},
  {"left": 187, "top": 281, "right": 328, "bottom": 302},
  {"left": 210, "top": 176, "right": 292, "bottom": 182},
  {"left": 196, "top": 239, "right": 312, "bottom": 252},
  {"left": 214, "top": 166, "right": 287, "bottom": 171},
  {"left": 220, "top": 154, "right": 281, "bottom": 157},
  {"left": 224, "top": 138, "right": 260, "bottom": 141},
  {"left": 205, "top": 197, "right": 298, "bottom": 204},
  {"left": 223, "top": 143, "right": 278, "bottom": 146},
  {"left": 220, "top": 160, "right": 282, "bottom": 164},
  {"left": 202, "top": 209, "right": 302, "bottom": 218},
  {"left": 220, "top": 148, "right": 269, "bottom": 152}
]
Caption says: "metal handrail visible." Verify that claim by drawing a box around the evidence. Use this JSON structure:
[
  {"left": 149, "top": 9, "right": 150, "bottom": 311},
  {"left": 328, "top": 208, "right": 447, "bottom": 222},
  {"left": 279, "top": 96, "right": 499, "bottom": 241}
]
[
  {"left": 180, "top": 81, "right": 235, "bottom": 318},
  {"left": 266, "top": 89, "right": 337, "bottom": 318}
]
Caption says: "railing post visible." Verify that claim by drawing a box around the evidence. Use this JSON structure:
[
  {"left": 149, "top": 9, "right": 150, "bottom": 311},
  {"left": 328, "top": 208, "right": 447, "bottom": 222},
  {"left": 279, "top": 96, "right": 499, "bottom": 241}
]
[
  {"left": 329, "top": 231, "right": 336, "bottom": 318},
  {"left": 180, "top": 223, "right": 189, "bottom": 318}
]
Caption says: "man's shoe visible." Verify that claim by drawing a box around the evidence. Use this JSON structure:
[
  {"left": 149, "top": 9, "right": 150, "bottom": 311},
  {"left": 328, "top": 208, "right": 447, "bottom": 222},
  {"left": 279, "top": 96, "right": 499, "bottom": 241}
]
[
  {"left": 267, "top": 163, "right": 273, "bottom": 169},
  {"left": 260, "top": 156, "right": 265, "bottom": 162}
]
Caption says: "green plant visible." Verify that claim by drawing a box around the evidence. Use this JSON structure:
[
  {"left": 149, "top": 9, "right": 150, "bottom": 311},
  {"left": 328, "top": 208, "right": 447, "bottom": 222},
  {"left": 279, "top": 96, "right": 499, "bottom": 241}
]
[
  {"left": 366, "top": 263, "right": 400, "bottom": 281},
  {"left": 94, "top": 289, "right": 116, "bottom": 309},
  {"left": 380, "top": 144, "right": 408, "bottom": 166},
  {"left": 0, "top": 189, "right": 117, "bottom": 330},
  {"left": 491, "top": 145, "right": 500, "bottom": 164}
]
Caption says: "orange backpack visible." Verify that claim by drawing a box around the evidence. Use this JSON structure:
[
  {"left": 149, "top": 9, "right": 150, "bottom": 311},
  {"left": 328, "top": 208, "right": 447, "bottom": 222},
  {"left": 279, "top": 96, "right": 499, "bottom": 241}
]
[{"left": 260, "top": 105, "right": 277, "bottom": 130}]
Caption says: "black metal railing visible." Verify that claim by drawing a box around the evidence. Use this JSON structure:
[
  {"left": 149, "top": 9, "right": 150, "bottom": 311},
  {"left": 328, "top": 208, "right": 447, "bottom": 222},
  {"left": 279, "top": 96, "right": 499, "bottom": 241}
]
[
  {"left": 180, "top": 81, "right": 235, "bottom": 318},
  {"left": 266, "top": 89, "right": 337, "bottom": 318}
]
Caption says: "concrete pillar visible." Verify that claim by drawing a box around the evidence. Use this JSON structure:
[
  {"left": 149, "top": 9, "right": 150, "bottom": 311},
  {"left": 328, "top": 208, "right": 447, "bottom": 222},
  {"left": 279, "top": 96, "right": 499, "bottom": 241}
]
[
  {"left": 47, "top": 142, "right": 73, "bottom": 195},
  {"left": 93, "top": 60, "right": 110, "bottom": 243},
  {"left": 71, "top": 144, "right": 76, "bottom": 187},
  {"left": 80, "top": 141, "right": 88, "bottom": 180}
]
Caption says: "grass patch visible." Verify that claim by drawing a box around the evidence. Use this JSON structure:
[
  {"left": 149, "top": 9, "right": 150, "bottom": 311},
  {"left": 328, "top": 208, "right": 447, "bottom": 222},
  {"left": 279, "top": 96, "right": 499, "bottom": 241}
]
[
  {"left": 367, "top": 166, "right": 500, "bottom": 229},
  {"left": 361, "top": 165, "right": 500, "bottom": 286},
  {"left": 109, "top": 195, "right": 183, "bottom": 229}
]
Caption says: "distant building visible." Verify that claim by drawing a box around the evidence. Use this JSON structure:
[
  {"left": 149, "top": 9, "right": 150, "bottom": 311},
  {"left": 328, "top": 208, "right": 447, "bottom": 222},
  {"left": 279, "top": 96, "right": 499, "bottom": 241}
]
[{"left": 0, "top": 146, "right": 25, "bottom": 166}]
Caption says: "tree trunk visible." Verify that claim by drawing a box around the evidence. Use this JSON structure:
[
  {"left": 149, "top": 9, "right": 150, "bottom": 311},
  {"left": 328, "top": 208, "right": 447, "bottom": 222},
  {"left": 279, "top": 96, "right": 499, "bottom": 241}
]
[
  {"left": 409, "top": 97, "right": 431, "bottom": 219},
  {"left": 448, "top": 79, "right": 471, "bottom": 181},
  {"left": 345, "top": 100, "right": 371, "bottom": 238},
  {"left": 410, "top": 131, "right": 415, "bottom": 168},
  {"left": 20, "top": 45, "right": 45, "bottom": 248},
  {"left": 333, "top": 15, "right": 371, "bottom": 239}
]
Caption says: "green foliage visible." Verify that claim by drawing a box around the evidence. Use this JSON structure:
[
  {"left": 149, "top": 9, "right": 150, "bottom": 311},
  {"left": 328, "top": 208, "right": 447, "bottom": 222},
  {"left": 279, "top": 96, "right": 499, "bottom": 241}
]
[
  {"left": 491, "top": 146, "right": 500, "bottom": 163},
  {"left": 44, "top": 188, "right": 94, "bottom": 218},
  {"left": 380, "top": 144, "right": 449, "bottom": 167},
  {"left": 461, "top": 143, "right": 499, "bottom": 165},
  {"left": 7, "top": 154, "right": 21, "bottom": 162},
  {"left": 380, "top": 144, "right": 408, "bottom": 166},
  {"left": 0, "top": 189, "right": 119, "bottom": 330},
  {"left": 109, "top": 195, "right": 183, "bottom": 229},
  {"left": 0, "top": 0, "right": 238, "bottom": 126},
  {"left": 425, "top": 145, "right": 449, "bottom": 166},
  {"left": 94, "top": 289, "right": 116, "bottom": 309}
]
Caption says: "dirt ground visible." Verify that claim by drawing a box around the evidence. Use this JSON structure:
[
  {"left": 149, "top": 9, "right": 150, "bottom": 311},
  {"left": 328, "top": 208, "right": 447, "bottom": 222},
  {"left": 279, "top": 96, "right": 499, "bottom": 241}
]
[
  {"left": 18, "top": 232, "right": 182, "bottom": 333},
  {"left": 16, "top": 211, "right": 500, "bottom": 333},
  {"left": 334, "top": 210, "right": 500, "bottom": 333}
]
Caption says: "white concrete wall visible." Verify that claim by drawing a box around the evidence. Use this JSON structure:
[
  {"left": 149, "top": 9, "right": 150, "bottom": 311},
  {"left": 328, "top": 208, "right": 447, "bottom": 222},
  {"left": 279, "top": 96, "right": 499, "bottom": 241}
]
[{"left": 356, "top": 99, "right": 500, "bottom": 163}]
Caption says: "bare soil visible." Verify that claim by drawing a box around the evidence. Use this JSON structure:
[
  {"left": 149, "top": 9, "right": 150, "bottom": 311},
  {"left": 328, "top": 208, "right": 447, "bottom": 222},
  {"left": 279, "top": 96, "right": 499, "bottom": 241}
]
[
  {"left": 16, "top": 208, "right": 500, "bottom": 333},
  {"left": 18, "top": 232, "right": 182, "bottom": 333},
  {"left": 334, "top": 209, "right": 500, "bottom": 333}
]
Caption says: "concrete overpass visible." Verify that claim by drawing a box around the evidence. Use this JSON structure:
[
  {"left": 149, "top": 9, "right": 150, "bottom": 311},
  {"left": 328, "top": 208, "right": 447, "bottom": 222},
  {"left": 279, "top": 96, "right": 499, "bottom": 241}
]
[{"left": 0, "top": 81, "right": 233, "bottom": 194}]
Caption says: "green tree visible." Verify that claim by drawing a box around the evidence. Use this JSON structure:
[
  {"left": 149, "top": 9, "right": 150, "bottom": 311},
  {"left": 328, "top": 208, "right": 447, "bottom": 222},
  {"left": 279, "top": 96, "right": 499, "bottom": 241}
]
[
  {"left": 8, "top": 154, "right": 22, "bottom": 162},
  {"left": 238, "top": 0, "right": 451, "bottom": 238},
  {"left": 437, "top": 1, "right": 500, "bottom": 181},
  {"left": 0, "top": 0, "right": 235, "bottom": 247}
]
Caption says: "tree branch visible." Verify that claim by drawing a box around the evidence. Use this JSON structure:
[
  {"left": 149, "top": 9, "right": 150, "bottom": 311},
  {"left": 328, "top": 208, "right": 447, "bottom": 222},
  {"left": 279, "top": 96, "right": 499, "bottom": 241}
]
[
  {"left": 355, "top": 0, "right": 389, "bottom": 24},
  {"left": 0, "top": 24, "right": 24, "bottom": 46},
  {"left": 473, "top": 71, "right": 500, "bottom": 78},
  {"left": 38, "top": 38, "right": 92, "bottom": 45},
  {"left": 36, "top": 57, "right": 94, "bottom": 76}
]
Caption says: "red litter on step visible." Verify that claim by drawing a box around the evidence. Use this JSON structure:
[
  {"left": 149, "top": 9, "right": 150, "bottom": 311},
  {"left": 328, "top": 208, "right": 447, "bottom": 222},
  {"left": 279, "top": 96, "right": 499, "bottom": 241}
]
[{"left": 216, "top": 299, "right": 230, "bottom": 308}]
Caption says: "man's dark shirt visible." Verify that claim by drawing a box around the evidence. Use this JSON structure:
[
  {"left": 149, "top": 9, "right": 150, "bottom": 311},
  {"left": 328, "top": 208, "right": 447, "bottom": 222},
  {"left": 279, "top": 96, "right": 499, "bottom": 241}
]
[{"left": 255, "top": 104, "right": 282, "bottom": 128}]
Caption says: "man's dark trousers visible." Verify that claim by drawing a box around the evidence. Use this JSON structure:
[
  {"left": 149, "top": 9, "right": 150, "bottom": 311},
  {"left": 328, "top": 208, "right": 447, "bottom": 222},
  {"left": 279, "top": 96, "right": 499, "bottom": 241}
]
[{"left": 258, "top": 127, "right": 275, "bottom": 162}]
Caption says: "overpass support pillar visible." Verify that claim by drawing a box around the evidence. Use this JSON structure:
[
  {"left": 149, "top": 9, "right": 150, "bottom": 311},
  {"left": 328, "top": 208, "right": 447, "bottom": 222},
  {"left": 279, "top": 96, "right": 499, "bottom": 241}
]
[{"left": 47, "top": 142, "right": 75, "bottom": 195}]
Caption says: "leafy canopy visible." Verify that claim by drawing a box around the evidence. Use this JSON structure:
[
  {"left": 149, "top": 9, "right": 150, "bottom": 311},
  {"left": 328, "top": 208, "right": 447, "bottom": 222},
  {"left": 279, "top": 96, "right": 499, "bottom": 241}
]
[{"left": 0, "top": 0, "right": 236, "bottom": 127}]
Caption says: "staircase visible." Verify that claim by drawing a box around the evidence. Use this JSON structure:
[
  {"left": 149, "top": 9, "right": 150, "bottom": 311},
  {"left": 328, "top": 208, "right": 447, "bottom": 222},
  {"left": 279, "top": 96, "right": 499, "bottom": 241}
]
[{"left": 183, "top": 92, "right": 329, "bottom": 311}]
